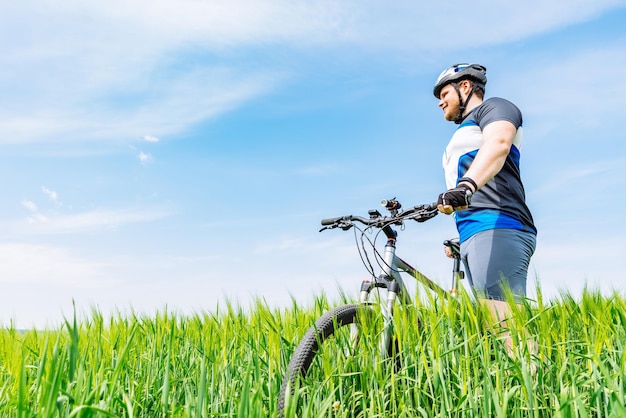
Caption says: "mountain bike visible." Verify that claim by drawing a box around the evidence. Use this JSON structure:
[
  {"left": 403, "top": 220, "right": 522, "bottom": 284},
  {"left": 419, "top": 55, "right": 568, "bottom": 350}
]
[{"left": 277, "top": 198, "right": 465, "bottom": 417}]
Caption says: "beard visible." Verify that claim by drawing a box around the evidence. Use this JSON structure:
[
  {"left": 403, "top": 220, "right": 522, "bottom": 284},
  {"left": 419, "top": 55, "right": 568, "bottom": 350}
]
[{"left": 444, "top": 102, "right": 461, "bottom": 122}]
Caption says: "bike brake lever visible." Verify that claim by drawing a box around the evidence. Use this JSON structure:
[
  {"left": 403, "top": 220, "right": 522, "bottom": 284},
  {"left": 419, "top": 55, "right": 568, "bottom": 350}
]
[{"left": 319, "top": 223, "right": 353, "bottom": 232}]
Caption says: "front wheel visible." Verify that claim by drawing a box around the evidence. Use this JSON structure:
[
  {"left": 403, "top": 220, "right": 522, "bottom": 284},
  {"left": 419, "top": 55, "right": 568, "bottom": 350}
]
[{"left": 277, "top": 303, "right": 400, "bottom": 417}]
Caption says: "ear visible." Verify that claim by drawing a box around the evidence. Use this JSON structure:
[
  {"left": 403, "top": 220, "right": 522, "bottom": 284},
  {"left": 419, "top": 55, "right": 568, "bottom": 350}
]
[{"left": 458, "top": 79, "right": 472, "bottom": 94}]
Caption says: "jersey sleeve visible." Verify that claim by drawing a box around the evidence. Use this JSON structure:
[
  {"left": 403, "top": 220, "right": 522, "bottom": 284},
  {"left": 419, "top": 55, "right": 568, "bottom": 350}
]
[{"left": 473, "top": 97, "right": 523, "bottom": 129}]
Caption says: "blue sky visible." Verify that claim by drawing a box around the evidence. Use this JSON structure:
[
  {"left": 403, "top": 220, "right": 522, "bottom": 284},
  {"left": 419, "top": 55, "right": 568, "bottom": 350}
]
[{"left": 2, "top": 0, "right": 626, "bottom": 329}]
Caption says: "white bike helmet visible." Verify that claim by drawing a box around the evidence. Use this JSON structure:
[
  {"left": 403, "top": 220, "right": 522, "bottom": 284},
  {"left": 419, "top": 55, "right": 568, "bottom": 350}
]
[
  {"left": 433, "top": 63, "right": 487, "bottom": 99},
  {"left": 433, "top": 63, "right": 487, "bottom": 124}
]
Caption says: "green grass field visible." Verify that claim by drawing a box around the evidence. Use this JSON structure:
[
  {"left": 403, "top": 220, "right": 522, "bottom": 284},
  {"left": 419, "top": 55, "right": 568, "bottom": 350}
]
[{"left": 1, "top": 288, "right": 625, "bottom": 417}]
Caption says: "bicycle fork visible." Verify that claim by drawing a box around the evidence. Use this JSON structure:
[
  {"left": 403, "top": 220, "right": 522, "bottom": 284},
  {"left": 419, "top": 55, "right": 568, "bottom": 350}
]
[{"left": 354, "top": 236, "right": 402, "bottom": 359}]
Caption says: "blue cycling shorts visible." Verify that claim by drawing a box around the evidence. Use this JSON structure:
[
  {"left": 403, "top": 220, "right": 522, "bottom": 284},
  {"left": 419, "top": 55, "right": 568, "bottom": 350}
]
[{"left": 460, "top": 228, "right": 536, "bottom": 301}]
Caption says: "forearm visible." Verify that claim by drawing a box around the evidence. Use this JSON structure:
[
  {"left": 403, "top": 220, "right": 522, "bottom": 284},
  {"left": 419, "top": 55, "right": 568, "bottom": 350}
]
[{"left": 462, "top": 140, "right": 509, "bottom": 189}]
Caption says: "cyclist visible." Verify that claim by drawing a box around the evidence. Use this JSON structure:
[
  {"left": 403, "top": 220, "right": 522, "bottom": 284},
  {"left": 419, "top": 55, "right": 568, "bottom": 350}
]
[{"left": 433, "top": 63, "right": 537, "bottom": 355}]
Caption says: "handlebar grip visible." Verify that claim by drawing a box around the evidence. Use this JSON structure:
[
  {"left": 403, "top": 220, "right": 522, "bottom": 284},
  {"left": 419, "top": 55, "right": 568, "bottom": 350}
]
[
  {"left": 403, "top": 202, "right": 438, "bottom": 215},
  {"left": 321, "top": 216, "right": 343, "bottom": 226},
  {"left": 426, "top": 201, "right": 438, "bottom": 211}
]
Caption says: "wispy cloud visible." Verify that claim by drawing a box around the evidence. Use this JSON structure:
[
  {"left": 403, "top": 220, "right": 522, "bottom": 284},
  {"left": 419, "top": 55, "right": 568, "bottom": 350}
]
[
  {"left": 22, "top": 197, "right": 48, "bottom": 223},
  {"left": 143, "top": 135, "right": 160, "bottom": 143},
  {"left": 507, "top": 45, "right": 626, "bottom": 128},
  {"left": 0, "top": 243, "right": 117, "bottom": 287},
  {"left": 138, "top": 151, "right": 153, "bottom": 165},
  {"left": 42, "top": 186, "right": 60, "bottom": 204},
  {"left": 530, "top": 157, "right": 626, "bottom": 197},
  {"left": 0, "top": 66, "right": 282, "bottom": 145},
  {"left": 15, "top": 207, "right": 170, "bottom": 235},
  {"left": 18, "top": 0, "right": 618, "bottom": 49},
  {"left": 22, "top": 200, "right": 38, "bottom": 213},
  {"left": 2, "top": 1, "right": 623, "bottom": 146}
]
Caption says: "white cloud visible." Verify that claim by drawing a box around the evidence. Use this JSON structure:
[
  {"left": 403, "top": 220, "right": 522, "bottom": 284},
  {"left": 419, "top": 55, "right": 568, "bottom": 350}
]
[
  {"left": 27, "top": 213, "right": 48, "bottom": 224},
  {"left": 529, "top": 157, "right": 626, "bottom": 199},
  {"left": 138, "top": 151, "right": 152, "bottom": 165},
  {"left": 42, "top": 186, "right": 59, "bottom": 203},
  {"left": 0, "top": 243, "right": 110, "bottom": 286},
  {"left": 143, "top": 135, "right": 160, "bottom": 143},
  {"left": 22, "top": 200, "right": 38, "bottom": 212},
  {"left": 531, "top": 234, "right": 626, "bottom": 300},
  {"left": 0, "top": 243, "right": 127, "bottom": 328},
  {"left": 18, "top": 0, "right": 620, "bottom": 49},
  {"left": 482, "top": 44, "right": 626, "bottom": 148},
  {"left": 13, "top": 207, "right": 170, "bottom": 235},
  {"left": 2, "top": 0, "right": 624, "bottom": 145}
]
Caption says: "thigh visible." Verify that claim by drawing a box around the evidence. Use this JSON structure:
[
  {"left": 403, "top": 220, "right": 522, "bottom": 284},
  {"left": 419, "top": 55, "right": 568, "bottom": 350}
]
[{"left": 461, "top": 229, "right": 536, "bottom": 301}]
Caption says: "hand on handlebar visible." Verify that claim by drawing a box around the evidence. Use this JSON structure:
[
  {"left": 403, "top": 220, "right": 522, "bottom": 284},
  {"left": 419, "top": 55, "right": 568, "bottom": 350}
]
[{"left": 437, "top": 184, "right": 473, "bottom": 215}]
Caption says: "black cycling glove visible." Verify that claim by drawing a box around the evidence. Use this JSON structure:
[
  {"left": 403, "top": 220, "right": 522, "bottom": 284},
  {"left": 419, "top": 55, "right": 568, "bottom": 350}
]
[{"left": 437, "top": 183, "right": 473, "bottom": 209}]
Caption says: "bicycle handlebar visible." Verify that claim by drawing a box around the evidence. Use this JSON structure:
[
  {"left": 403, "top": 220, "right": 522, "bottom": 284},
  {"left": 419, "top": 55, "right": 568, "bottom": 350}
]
[{"left": 320, "top": 200, "right": 438, "bottom": 230}]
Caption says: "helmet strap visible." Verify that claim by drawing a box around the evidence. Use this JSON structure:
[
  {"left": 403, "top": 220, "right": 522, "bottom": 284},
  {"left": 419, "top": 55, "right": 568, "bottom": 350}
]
[{"left": 452, "top": 82, "right": 476, "bottom": 124}]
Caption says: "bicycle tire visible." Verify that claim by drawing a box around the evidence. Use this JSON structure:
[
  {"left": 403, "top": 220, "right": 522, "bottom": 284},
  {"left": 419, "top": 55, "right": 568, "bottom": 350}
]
[{"left": 277, "top": 303, "right": 400, "bottom": 417}]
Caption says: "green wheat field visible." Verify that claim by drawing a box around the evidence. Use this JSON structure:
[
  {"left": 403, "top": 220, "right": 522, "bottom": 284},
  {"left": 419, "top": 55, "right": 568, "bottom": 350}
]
[{"left": 1, "top": 287, "right": 625, "bottom": 417}]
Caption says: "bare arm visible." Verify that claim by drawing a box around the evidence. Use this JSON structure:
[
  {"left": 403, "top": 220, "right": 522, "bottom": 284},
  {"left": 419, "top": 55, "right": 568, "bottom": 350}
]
[
  {"left": 437, "top": 119, "right": 518, "bottom": 215},
  {"left": 462, "top": 120, "right": 517, "bottom": 190}
]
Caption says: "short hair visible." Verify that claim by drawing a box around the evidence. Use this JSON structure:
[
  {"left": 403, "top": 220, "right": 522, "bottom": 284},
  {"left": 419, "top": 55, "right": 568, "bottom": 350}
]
[{"left": 458, "top": 79, "right": 485, "bottom": 99}]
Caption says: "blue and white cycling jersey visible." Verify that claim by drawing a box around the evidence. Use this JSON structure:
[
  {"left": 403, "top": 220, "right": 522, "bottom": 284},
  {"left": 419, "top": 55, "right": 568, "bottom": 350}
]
[{"left": 442, "top": 97, "right": 536, "bottom": 243}]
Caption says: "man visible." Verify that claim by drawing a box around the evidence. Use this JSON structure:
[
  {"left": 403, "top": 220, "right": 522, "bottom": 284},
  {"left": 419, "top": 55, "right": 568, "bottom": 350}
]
[{"left": 433, "top": 63, "right": 537, "bottom": 353}]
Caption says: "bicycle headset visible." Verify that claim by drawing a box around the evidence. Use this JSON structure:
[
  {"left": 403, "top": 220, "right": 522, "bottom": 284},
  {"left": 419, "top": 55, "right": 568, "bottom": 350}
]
[{"left": 433, "top": 63, "right": 487, "bottom": 124}]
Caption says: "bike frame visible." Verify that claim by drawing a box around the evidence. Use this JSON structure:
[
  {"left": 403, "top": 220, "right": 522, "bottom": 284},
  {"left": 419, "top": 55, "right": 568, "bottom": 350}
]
[
  {"left": 277, "top": 200, "right": 467, "bottom": 417},
  {"left": 355, "top": 222, "right": 463, "bottom": 359}
]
